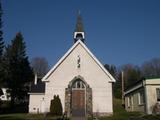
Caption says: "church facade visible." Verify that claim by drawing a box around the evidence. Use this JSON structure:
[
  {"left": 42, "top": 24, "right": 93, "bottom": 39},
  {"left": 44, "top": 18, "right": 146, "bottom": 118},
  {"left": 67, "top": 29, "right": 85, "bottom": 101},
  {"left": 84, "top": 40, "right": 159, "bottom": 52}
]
[{"left": 29, "top": 15, "right": 115, "bottom": 118}]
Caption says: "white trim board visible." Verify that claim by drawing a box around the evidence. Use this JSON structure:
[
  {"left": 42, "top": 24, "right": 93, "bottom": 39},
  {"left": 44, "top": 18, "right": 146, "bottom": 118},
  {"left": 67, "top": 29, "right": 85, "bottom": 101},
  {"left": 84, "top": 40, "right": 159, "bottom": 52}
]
[{"left": 124, "top": 83, "right": 143, "bottom": 95}]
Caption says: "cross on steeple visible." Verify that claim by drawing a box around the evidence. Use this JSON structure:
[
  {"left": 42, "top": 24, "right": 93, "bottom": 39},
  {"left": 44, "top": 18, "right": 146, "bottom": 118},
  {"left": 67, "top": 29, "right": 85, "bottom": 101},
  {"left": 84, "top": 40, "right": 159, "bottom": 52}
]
[{"left": 74, "top": 11, "right": 85, "bottom": 43}]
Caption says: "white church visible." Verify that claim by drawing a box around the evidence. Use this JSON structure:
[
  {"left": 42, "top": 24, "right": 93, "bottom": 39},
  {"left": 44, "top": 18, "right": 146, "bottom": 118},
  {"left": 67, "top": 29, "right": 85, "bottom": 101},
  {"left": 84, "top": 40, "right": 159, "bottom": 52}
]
[{"left": 28, "top": 14, "right": 115, "bottom": 118}]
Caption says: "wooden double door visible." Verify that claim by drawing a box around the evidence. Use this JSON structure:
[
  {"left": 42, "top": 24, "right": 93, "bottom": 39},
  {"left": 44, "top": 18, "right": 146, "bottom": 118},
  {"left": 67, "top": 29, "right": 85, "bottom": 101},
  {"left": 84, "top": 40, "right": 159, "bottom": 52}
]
[{"left": 71, "top": 89, "right": 85, "bottom": 117}]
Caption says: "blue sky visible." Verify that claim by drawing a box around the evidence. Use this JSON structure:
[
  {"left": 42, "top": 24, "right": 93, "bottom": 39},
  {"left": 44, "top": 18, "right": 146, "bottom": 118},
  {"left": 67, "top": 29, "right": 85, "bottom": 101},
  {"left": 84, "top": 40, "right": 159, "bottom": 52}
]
[{"left": 2, "top": 0, "right": 160, "bottom": 67}]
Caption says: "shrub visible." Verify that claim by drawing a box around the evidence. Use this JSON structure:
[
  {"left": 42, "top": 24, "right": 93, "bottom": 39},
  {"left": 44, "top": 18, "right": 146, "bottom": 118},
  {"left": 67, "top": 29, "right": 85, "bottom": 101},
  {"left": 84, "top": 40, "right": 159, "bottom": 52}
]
[
  {"left": 152, "top": 102, "right": 160, "bottom": 114},
  {"left": 0, "top": 101, "right": 11, "bottom": 114},
  {"left": 50, "top": 95, "right": 62, "bottom": 116}
]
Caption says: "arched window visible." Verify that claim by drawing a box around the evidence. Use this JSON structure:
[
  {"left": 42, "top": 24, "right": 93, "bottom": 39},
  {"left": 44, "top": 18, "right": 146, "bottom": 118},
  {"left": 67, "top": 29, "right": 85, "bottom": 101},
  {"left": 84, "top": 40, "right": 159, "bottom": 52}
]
[
  {"left": 72, "top": 79, "right": 85, "bottom": 89},
  {"left": 76, "top": 33, "right": 83, "bottom": 40}
]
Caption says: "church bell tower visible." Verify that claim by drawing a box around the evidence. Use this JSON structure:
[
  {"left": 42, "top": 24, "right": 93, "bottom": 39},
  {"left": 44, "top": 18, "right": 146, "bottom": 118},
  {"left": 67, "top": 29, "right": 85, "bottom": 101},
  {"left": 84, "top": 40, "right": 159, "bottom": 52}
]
[{"left": 74, "top": 12, "right": 85, "bottom": 43}]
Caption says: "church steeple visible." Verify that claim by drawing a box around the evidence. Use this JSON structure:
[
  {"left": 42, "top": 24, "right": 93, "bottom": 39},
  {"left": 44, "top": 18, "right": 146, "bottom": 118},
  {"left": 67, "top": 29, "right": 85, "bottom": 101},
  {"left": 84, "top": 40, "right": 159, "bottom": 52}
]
[
  {"left": 75, "top": 11, "right": 84, "bottom": 32},
  {"left": 74, "top": 11, "right": 85, "bottom": 43}
]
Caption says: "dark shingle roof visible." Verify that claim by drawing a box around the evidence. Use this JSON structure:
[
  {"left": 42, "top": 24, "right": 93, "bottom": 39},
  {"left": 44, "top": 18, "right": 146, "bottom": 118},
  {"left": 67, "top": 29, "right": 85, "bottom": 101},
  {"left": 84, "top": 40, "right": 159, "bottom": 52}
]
[
  {"left": 0, "top": 88, "right": 3, "bottom": 95},
  {"left": 124, "top": 77, "right": 145, "bottom": 91},
  {"left": 30, "top": 78, "right": 45, "bottom": 93}
]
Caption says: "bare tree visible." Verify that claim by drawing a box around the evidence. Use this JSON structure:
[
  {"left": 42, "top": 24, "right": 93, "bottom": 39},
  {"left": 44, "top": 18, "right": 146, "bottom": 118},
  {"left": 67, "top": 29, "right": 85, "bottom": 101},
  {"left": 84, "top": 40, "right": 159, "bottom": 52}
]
[
  {"left": 31, "top": 57, "right": 49, "bottom": 78},
  {"left": 141, "top": 58, "right": 160, "bottom": 78},
  {"left": 120, "top": 64, "right": 141, "bottom": 88}
]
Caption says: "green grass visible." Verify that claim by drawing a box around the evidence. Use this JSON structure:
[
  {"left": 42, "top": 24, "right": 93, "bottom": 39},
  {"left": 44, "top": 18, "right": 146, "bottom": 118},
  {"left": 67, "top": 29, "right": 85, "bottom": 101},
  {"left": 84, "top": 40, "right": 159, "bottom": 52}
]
[
  {"left": 140, "top": 114, "right": 160, "bottom": 120},
  {"left": 0, "top": 113, "right": 60, "bottom": 120},
  {"left": 99, "top": 98, "right": 160, "bottom": 120},
  {"left": 0, "top": 99, "right": 160, "bottom": 120},
  {"left": 0, "top": 113, "right": 27, "bottom": 120},
  {"left": 99, "top": 99, "right": 134, "bottom": 120}
]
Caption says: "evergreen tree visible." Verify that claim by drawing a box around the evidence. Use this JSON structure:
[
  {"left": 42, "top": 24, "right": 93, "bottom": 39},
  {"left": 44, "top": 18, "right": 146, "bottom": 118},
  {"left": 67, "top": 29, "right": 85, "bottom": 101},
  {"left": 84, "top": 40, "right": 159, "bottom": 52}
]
[
  {"left": 0, "top": 2, "right": 4, "bottom": 58},
  {"left": 56, "top": 95, "right": 62, "bottom": 115},
  {"left": 3, "top": 32, "right": 34, "bottom": 107},
  {"left": 0, "top": 1, "right": 4, "bottom": 88},
  {"left": 104, "top": 64, "right": 118, "bottom": 79},
  {"left": 50, "top": 95, "right": 62, "bottom": 116},
  {"left": 50, "top": 95, "right": 56, "bottom": 115},
  {"left": 113, "top": 71, "right": 122, "bottom": 99}
]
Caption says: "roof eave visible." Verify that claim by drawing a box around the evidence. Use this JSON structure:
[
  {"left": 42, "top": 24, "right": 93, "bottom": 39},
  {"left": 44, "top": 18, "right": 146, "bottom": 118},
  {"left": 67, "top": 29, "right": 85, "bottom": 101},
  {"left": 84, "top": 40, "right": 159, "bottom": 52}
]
[{"left": 28, "top": 92, "right": 45, "bottom": 95}]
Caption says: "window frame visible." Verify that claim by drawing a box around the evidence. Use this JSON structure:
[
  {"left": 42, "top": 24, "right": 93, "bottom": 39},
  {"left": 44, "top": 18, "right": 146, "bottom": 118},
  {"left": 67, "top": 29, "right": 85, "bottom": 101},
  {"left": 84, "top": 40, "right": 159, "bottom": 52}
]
[
  {"left": 127, "top": 96, "right": 132, "bottom": 108},
  {"left": 138, "top": 91, "right": 144, "bottom": 105},
  {"left": 72, "top": 80, "right": 86, "bottom": 90},
  {"left": 127, "top": 97, "right": 130, "bottom": 107},
  {"left": 156, "top": 88, "right": 160, "bottom": 102}
]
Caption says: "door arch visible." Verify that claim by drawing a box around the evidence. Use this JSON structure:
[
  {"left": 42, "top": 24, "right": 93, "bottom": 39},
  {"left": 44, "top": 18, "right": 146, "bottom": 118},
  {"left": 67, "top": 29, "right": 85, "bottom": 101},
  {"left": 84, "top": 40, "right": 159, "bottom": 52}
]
[{"left": 65, "top": 76, "right": 92, "bottom": 118}]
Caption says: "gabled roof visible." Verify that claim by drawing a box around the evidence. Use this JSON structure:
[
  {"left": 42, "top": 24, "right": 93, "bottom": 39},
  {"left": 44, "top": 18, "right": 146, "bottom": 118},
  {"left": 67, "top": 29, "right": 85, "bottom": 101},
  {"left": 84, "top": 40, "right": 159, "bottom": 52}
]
[
  {"left": 124, "top": 78, "right": 160, "bottom": 95},
  {"left": 0, "top": 88, "right": 3, "bottom": 95},
  {"left": 29, "top": 78, "right": 45, "bottom": 94},
  {"left": 42, "top": 40, "right": 116, "bottom": 83}
]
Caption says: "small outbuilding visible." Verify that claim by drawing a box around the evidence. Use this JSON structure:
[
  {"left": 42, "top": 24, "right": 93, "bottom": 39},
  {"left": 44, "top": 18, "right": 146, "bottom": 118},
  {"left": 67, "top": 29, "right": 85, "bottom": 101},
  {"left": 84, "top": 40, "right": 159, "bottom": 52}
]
[{"left": 124, "top": 78, "right": 160, "bottom": 114}]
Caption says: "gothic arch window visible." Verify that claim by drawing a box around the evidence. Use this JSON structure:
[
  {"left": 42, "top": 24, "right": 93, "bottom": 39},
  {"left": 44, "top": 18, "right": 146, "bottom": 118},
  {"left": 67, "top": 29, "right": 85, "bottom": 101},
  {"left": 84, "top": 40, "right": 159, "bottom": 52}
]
[{"left": 72, "top": 79, "right": 85, "bottom": 89}]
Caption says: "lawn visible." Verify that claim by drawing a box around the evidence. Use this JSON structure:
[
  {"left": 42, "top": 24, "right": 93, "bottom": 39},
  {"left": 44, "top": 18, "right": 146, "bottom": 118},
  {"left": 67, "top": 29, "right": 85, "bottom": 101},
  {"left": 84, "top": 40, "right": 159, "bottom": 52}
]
[
  {"left": 99, "top": 99, "right": 160, "bottom": 120},
  {"left": 99, "top": 99, "right": 140, "bottom": 120},
  {"left": 0, "top": 99, "right": 160, "bottom": 120},
  {"left": 0, "top": 114, "right": 26, "bottom": 120},
  {"left": 0, "top": 113, "right": 61, "bottom": 120}
]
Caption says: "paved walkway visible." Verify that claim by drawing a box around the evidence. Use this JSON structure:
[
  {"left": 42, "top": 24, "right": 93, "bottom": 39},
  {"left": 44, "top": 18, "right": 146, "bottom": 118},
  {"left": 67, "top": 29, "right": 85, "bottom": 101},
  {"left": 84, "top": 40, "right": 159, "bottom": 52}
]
[{"left": 71, "top": 117, "right": 86, "bottom": 120}]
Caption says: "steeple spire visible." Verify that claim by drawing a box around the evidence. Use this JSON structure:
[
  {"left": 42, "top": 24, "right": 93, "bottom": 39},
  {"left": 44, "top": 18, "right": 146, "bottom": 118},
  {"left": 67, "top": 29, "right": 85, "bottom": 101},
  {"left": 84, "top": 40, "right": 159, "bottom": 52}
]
[
  {"left": 74, "top": 11, "right": 85, "bottom": 43},
  {"left": 75, "top": 11, "right": 84, "bottom": 32}
]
